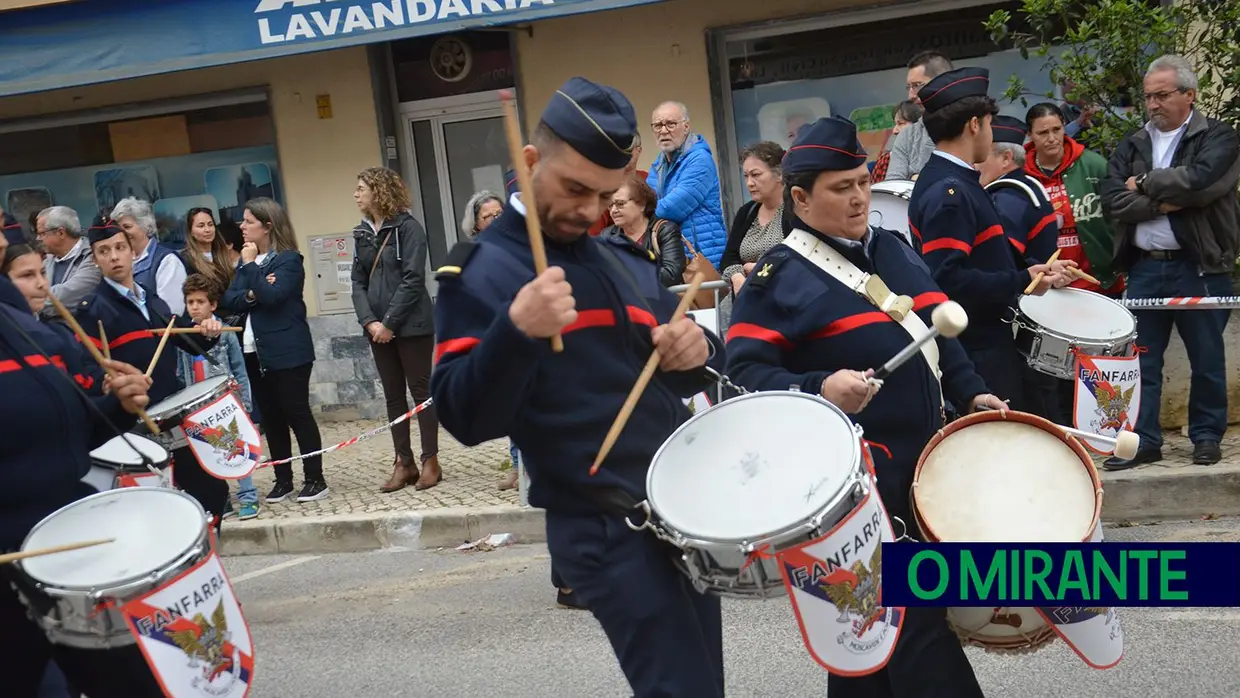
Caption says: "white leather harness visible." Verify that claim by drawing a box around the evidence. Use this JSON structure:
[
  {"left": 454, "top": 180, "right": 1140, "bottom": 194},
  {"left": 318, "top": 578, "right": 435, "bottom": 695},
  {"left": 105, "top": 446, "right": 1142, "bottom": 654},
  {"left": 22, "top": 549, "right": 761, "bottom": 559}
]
[{"left": 984, "top": 177, "right": 1052, "bottom": 209}]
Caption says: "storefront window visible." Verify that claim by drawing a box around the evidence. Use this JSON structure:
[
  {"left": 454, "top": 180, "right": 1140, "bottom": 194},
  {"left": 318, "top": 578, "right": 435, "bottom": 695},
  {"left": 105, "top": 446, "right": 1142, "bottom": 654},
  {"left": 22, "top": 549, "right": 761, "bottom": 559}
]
[{"left": 0, "top": 98, "right": 280, "bottom": 250}]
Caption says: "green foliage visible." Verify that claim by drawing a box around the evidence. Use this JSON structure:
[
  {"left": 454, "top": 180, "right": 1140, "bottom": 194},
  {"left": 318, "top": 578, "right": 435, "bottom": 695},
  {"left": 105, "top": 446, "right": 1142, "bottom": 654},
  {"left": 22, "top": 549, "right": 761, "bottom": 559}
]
[{"left": 984, "top": 0, "right": 1240, "bottom": 156}]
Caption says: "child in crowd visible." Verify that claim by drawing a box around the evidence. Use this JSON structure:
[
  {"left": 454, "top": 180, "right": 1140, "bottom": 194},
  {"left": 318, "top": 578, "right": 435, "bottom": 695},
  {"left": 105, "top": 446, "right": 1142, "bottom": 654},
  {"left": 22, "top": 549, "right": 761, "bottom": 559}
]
[{"left": 177, "top": 274, "right": 261, "bottom": 519}]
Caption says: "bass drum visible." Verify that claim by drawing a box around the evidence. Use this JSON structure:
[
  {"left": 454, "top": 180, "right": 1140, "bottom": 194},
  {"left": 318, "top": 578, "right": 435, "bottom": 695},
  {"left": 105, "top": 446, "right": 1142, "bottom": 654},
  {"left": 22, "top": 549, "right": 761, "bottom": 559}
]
[{"left": 869, "top": 180, "right": 915, "bottom": 246}]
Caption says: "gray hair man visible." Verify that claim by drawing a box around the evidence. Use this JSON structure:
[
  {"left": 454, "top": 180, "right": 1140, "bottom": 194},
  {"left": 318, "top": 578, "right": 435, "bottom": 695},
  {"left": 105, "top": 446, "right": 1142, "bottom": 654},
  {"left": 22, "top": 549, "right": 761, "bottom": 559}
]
[
  {"left": 1101, "top": 54, "right": 1240, "bottom": 469},
  {"left": 110, "top": 197, "right": 187, "bottom": 315},
  {"left": 36, "top": 206, "right": 100, "bottom": 318},
  {"left": 886, "top": 51, "right": 955, "bottom": 180},
  {"left": 646, "top": 100, "right": 727, "bottom": 266}
]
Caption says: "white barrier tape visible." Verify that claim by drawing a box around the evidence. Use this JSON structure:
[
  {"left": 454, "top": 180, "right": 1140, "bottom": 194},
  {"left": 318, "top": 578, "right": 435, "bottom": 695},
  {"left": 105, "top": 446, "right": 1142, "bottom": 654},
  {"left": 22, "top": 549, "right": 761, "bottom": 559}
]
[
  {"left": 255, "top": 398, "right": 434, "bottom": 468},
  {"left": 1122, "top": 296, "right": 1240, "bottom": 310}
]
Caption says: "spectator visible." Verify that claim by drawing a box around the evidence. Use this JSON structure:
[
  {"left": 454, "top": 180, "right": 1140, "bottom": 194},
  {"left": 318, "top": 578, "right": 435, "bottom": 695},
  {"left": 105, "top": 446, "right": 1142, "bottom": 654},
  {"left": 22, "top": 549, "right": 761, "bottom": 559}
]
[
  {"left": 588, "top": 132, "right": 646, "bottom": 236},
  {"left": 871, "top": 100, "right": 923, "bottom": 183},
  {"left": 180, "top": 208, "right": 240, "bottom": 294},
  {"left": 1060, "top": 79, "right": 1099, "bottom": 140},
  {"left": 646, "top": 101, "right": 727, "bottom": 267},
  {"left": 886, "top": 51, "right": 955, "bottom": 181},
  {"left": 221, "top": 197, "right": 327, "bottom": 502},
  {"left": 111, "top": 197, "right": 187, "bottom": 315},
  {"left": 351, "top": 167, "right": 441, "bottom": 493},
  {"left": 35, "top": 205, "right": 100, "bottom": 319},
  {"left": 1100, "top": 54, "right": 1240, "bottom": 470},
  {"left": 719, "top": 141, "right": 787, "bottom": 329},
  {"left": 603, "top": 172, "right": 684, "bottom": 287}
]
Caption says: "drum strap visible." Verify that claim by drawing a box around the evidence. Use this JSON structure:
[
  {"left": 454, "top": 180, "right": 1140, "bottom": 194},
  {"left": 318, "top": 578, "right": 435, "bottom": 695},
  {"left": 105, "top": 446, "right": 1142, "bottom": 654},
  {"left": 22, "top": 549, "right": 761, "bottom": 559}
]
[
  {"left": 984, "top": 177, "right": 1052, "bottom": 209},
  {"left": 784, "top": 228, "right": 942, "bottom": 386}
]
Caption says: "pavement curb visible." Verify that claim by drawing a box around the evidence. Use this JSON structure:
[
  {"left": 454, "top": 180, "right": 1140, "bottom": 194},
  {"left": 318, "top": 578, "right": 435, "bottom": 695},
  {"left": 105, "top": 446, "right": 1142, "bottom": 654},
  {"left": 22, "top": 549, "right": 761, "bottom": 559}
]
[{"left": 218, "top": 465, "right": 1240, "bottom": 556}]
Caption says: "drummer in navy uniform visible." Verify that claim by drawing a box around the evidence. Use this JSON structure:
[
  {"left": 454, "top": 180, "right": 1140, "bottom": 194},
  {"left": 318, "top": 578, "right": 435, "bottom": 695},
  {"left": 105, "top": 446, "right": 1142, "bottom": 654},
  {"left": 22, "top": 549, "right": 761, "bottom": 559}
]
[
  {"left": 725, "top": 115, "right": 1002, "bottom": 697},
  {"left": 73, "top": 218, "right": 230, "bottom": 528},
  {"left": 430, "top": 77, "right": 727, "bottom": 697},
  {"left": 976, "top": 114, "right": 1067, "bottom": 422},
  {"left": 0, "top": 271, "right": 162, "bottom": 697},
  {"left": 909, "top": 67, "right": 1074, "bottom": 409}
]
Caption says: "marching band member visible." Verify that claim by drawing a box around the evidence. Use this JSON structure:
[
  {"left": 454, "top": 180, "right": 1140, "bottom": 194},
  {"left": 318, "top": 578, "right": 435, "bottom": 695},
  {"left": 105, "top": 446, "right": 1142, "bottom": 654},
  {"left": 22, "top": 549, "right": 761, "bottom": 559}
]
[
  {"left": 73, "top": 218, "right": 230, "bottom": 527},
  {"left": 0, "top": 271, "right": 158, "bottom": 697},
  {"left": 430, "top": 77, "right": 727, "bottom": 697},
  {"left": 909, "top": 67, "right": 1073, "bottom": 409},
  {"left": 976, "top": 114, "right": 1065, "bottom": 422},
  {"left": 725, "top": 115, "right": 1001, "bottom": 697}
]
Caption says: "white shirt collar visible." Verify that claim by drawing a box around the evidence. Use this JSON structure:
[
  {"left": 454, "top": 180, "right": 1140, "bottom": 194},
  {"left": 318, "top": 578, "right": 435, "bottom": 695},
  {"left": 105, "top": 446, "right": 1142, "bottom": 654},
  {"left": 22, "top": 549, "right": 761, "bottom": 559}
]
[
  {"left": 1146, "top": 109, "right": 1193, "bottom": 137},
  {"left": 508, "top": 192, "right": 526, "bottom": 217},
  {"left": 53, "top": 237, "right": 87, "bottom": 263},
  {"left": 105, "top": 277, "right": 145, "bottom": 303},
  {"left": 932, "top": 150, "right": 976, "bottom": 171}
]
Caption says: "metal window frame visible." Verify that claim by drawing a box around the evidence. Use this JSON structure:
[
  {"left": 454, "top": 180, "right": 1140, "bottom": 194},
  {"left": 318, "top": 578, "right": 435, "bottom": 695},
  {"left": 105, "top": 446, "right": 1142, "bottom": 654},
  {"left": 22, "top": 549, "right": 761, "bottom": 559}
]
[{"left": 0, "top": 88, "right": 270, "bottom": 135}]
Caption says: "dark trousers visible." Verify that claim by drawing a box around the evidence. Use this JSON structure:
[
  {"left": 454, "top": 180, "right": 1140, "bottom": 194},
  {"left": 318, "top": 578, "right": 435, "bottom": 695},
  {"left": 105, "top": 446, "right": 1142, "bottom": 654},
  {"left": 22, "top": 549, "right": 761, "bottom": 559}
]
[
  {"left": 546, "top": 511, "right": 724, "bottom": 698},
  {"left": 171, "top": 445, "right": 229, "bottom": 525},
  {"left": 245, "top": 354, "right": 323, "bottom": 483},
  {"left": 1127, "top": 256, "right": 1231, "bottom": 448},
  {"left": 1020, "top": 363, "right": 1072, "bottom": 425},
  {"left": 965, "top": 340, "right": 1026, "bottom": 412},
  {"left": 369, "top": 335, "right": 439, "bottom": 464}
]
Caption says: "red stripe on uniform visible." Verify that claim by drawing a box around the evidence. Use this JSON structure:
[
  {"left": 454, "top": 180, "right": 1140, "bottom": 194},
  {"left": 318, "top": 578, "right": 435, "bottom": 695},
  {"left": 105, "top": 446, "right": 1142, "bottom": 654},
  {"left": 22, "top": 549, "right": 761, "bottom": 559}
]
[
  {"left": 626, "top": 306, "right": 657, "bottom": 328},
  {"left": 108, "top": 330, "right": 154, "bottom": 349},
  {"left": 922, "top": 237, "right": 971, "bottom": 254},
  {"left": 562, "top": 309, "right": 615, "bottom": 334},
  {"left": 912, "top": 292, "right": 948, "bottom": 310},
  {"left": 0, "top": 354, "right": 69, "bottom": 374},
  {"left": 1009, "top": 237, "right": 1027, "bottom": 254},
  {"left": 974, "top": 225, "right": 1005, "bottom": 246},
  {"left": 433, "top": 337, "right": 481, "bottom": 364},
  {"left": 727, "top": 323, "right": 794, "bottom": 349},
  {"left": 909, "top": 222, "right": 922, "bottom": 241},
  {"left": 1028, "top": 213, "right": 1057, "bottom": 241},
  {"left": 809, "top": 311, "right": 891, "bottom": 339}
]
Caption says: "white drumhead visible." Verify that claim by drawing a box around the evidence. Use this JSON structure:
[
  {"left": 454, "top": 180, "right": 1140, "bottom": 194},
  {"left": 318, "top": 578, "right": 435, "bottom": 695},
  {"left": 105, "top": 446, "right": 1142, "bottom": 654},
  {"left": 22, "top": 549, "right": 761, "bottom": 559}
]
[
  {"left": 647, "top": 391, "right": 861, "bottom": 541},
  {"left": 147, "top": 374, "right": 230, "bottom": 418},
  {"left": 21, "top": 489, "right": 206, "bottom": 589},
  {"left": 917, "top": 421, "right": 1096, "bottom": 541},
  {"left": 1018, "top": 288, "right": 1135, "bottom": 341},
  {"left": 871, "top": 180, "right": 915, "bottom": 198},
  {"left": 869, "top": 183, "right": 913, "bottom": 244},
  {"left": 88, "top": 434, "right": 168, "bottom": 467}
]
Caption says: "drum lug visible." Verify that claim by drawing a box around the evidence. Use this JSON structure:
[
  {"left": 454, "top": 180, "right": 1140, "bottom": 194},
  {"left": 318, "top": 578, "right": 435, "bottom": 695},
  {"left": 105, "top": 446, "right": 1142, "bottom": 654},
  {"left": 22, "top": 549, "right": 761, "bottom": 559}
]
[
  {"left": 890, "top": 515, "right": 916, "bottom": 543},
  {"left": 623, "top": 501, "right": 653, "bottom": 532}
]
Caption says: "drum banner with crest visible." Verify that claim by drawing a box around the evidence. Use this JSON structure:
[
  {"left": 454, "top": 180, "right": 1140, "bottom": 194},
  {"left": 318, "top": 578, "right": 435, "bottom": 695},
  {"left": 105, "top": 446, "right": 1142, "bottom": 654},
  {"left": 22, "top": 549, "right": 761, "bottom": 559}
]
[
  {"left": 183, "top": 391, "right": 263, "bottom": 480},
  {"left": 776, "top": 483, "right": 903, "bottom": 676},
  {"left": 1072, "top": 352, "right": 1141, "bottom": 454},
  {"left": 1034, "top": 523, "right": 1125, "bottom": 669},
  {"left": 121, "top": 549, "right": 255, "bottom": 697}
]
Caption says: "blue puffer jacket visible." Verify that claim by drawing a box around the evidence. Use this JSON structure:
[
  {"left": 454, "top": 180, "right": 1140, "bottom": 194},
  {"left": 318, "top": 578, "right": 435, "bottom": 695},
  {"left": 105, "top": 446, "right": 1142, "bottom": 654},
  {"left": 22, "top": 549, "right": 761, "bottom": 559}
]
[{"left": 647, "top": 134, "right": 728, "bottom": 268}]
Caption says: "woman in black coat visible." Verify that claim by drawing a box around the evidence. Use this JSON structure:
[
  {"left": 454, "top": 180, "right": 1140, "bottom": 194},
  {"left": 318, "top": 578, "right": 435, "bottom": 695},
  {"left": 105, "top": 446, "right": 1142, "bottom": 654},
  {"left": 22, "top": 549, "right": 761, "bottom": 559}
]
[
  {"left": 350, "top": 167, "right": 441, "bottom": 493},
  {"left": 601, "top": 171, "right": 685, "bottom": 287}
]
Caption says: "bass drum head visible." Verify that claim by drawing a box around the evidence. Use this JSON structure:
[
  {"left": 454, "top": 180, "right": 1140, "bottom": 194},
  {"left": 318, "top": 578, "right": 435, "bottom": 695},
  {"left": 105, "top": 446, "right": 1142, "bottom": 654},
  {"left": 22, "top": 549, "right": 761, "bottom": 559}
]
[
  {"left": 1017, "top": 288, "right": 1136, "bottom": 342},
  {"left": 20, "top": 489, "right": 206, "bottom": 590},
  {"left": 89, "top": 434, "right": 169, "bottom": 469},
  {"left": 146, "top": 374, "right": 232, "bottom": 420},
  {"left": 647, "top": 391, "right": 861, "bottom": 542}
]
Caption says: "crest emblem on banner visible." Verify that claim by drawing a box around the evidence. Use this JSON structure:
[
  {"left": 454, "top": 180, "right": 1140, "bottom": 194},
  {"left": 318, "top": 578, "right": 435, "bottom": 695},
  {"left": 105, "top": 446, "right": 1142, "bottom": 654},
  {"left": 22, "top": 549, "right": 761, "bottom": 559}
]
[
  {"left": 1073, "top": 353, "right": 1141, "bottom": 454},
  {"left": 183, "top": 392, "right": 262, "bottom": 480},
  {"left": 777, "top": 485, "right": 903, "bottom": 676}
]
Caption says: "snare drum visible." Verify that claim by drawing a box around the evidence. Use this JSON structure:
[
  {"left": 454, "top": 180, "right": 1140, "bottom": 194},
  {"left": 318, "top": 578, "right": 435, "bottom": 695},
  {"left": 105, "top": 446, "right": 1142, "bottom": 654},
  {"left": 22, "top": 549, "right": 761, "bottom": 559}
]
[
  {"left": 870, "top": 180, "right": 915, "bottom": 246},
  {"left": 1012, "top": 288, "right": 1137, "bottom": 380},
  {"left": 145, "top": 374, "right": 239, "bottom": 449},
  {"left": 912, "top": 409, "right": 1102, "bottom": 654},
  {"left": 14, "top": 488, "right": 213, "bottom": 649},
  {"left": 81, "top": 434, "right": 170, "bottom": 492},
  {"left": 641, "top": 391, "right": 874, "bottom": 599}
]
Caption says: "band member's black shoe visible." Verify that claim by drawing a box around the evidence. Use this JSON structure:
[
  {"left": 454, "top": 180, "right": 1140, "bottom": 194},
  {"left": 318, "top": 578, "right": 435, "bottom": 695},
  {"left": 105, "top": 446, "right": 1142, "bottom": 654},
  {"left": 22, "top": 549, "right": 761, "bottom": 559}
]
[
  {"left": 557, "top": 587, "right": 587, "bottom": 610},
  {"left": 1193, "top": 440, "right": 1222, "bottom": 465},
  {"left": 266, "top": 480, "right": 294, "bottom": 503},
  {"left": 1103, "top": 448, "right": 1163, "bottom": 471}
]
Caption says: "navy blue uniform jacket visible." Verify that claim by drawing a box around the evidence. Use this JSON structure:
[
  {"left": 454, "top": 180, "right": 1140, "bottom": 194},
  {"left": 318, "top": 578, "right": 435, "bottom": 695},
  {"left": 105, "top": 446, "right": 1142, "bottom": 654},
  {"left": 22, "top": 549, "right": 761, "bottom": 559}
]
[
  {"left": 725, "top": 224, "right": 988, "bottom": 525},
  {"left": 0, "top": 277, "right": 134, "bottom": 549},
  {"left": 990, "top": 170, "right": 1059, "bottom": 267},
  {"left": 430, "top": 206, "right": 726, "bottom": 515},
  {"left": 910, "top": 155, "right": 1030, "bottom": 350},
  {"left": 220, "top": 251, "right": 316, "bottom": 372}
]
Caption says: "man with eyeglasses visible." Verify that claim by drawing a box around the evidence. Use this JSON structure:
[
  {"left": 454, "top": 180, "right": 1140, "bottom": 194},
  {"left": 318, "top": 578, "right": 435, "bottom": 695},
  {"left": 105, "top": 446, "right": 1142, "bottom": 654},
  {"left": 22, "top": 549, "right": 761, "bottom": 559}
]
[
  {"left": 886, "top": 51, "right": 955, "bottom": 182},
  {"left": 35, "top": 205, "right": 100, "bottom": 319},
  {"left": 646, "top": 101, "right": 727, "bottom": 267},
  {"left": 1101, "top": 54, "right": 1240, "bottom": 470}
]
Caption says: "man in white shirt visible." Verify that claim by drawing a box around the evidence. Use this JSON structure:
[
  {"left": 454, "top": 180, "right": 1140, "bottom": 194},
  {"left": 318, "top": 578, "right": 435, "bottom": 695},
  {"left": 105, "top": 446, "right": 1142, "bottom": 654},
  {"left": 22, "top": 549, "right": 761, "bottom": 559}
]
[
  {"left": 110, "top": 197, "right": 188, "bottom": 315},
  {"left": 1102, "top": 54, "right": 1240, "bottom": 469}
]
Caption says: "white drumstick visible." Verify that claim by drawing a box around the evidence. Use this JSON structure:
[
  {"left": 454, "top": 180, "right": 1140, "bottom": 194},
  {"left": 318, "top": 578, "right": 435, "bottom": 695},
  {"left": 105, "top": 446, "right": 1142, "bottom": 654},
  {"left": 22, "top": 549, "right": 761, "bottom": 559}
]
[{"left": 871, "top": 301, "right": 968, "bottom": 380}]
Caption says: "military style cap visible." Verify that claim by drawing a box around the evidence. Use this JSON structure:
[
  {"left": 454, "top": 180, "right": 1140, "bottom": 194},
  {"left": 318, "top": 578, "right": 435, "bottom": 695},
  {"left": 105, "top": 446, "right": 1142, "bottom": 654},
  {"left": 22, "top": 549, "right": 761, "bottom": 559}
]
[
  {"left": 541, "top": 77, "right": 637, "bottom": 170},
  {"left": 991, "top": 115, "right": 1027, "bottom": 145},
  {"left": 2, "top": 222, "right": 22, "bottom": 246},
  {"left": 918, "top": 67, "right": 990, "bottom": 113},
  {"left": 87, "top": 215, "right": 123, "bottom": 246},
  {"left": 781, "top": 116, "right": 868, "bottom": 174}
]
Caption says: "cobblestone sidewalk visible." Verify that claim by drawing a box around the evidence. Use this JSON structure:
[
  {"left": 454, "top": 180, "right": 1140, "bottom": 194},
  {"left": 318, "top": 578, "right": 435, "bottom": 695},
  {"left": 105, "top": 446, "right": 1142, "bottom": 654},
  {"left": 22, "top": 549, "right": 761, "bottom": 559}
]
[{"left": 230, "top": 419, "right": 516, "bottom": 522}]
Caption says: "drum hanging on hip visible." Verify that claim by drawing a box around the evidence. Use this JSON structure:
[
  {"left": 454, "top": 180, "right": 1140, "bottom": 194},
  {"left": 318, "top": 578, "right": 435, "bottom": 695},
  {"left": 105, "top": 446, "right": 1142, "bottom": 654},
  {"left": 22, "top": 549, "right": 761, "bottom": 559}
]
[
  {"left": 144, "top": 375, "right": 240, "bottom": 450},
  {"left": 869, "top": 180, "right": 915, "bottom": 247},
  {"left": 82, "top": 434, "right": 171, "bottom": 492},
  {"left": 1012, "top": 288, "right": 1137, "bottom": 380}
]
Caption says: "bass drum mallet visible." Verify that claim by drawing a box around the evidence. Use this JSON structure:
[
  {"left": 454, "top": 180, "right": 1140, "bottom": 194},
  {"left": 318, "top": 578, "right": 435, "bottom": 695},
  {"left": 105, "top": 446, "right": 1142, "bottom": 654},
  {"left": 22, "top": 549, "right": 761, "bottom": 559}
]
[{"left": 870, "top": 300, "right": 969, "bottom": 381}]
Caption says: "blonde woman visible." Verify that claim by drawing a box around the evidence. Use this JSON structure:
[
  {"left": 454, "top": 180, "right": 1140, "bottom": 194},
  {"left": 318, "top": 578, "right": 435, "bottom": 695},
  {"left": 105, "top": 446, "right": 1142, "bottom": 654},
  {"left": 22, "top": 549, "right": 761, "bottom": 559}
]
[
  {"left": 351, "top": 167, "right": 441, "bottom": 493},
  {"left": 221, "top": 197, "right": 326, "bottom": 503}
]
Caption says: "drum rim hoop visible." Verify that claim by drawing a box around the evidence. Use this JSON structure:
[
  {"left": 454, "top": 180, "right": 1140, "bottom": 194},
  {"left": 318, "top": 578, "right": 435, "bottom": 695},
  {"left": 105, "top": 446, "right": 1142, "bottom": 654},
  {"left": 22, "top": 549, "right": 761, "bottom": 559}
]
[{"left": 145, "top": 374, "right": 237, "bottom": 421}]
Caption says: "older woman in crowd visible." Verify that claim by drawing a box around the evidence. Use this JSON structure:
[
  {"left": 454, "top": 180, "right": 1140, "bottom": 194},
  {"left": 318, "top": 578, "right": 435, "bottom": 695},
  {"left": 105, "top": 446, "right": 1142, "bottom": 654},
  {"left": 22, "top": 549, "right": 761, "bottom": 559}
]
[
  {"left": 603, "top": 173, "right": 685, "bottom": 287},
  {"left": 719, "top": 141, "right": 787, "bottom": 328},
  {"left": 351, "top": 167, "right": 441, "bottom": 493},
  {"left": 871, "top": 100, "right": 923, "bottom": 183},
  {"left": 110, "top": 197, "right": 187, "bottom": 314}
]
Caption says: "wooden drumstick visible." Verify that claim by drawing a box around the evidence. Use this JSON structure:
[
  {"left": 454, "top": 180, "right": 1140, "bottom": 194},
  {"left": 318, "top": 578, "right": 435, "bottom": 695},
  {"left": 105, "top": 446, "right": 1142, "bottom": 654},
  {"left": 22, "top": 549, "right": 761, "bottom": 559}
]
[
  {"left": 47, "top": 293, "right": 160, "bottom": 434},
  {"left": 1024, "top": 249, "right": 1062, "bottom": 294},
  {"left": 1067, "top": 267, "right": 1101, "bottom": 286},
  {"left": 97, "top": 321, "right": 110, "bottom": 361},
  {"left": 151, "top": 326, "right": 242, "bottom": 335},
  {"left": 145, "top": 316, "right": 177, "bottom": 378},
  {"left": 499, "top": 89, "right": 563, "bottom": 354},
  {"left": 0, "top": 538, "right": 116, "bottom": 565},
  {"left": 591, "top": 272, "right": 705, "bottom": 475}
]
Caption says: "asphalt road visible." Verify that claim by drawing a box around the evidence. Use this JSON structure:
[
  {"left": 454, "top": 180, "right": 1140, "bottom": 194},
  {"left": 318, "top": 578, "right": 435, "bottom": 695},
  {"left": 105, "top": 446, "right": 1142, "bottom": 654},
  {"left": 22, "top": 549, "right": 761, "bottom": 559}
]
[{"left": 223, "top": 518, "right": 1240, "bottom": 697}]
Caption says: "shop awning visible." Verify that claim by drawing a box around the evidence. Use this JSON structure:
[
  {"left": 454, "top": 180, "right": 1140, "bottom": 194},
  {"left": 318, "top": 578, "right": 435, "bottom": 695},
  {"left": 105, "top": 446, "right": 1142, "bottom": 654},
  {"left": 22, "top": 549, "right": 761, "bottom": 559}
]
[{"left": 0, "top": 0, "right": 668, "bottom": 98}]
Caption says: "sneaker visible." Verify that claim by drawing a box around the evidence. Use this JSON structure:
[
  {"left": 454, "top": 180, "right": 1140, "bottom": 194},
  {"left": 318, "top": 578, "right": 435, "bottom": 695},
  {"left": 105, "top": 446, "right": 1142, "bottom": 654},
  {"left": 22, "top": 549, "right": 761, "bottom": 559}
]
[
  {"left": 266, "top": 481, "right": 294, "bottom": 503},
  {"left": 238, "top": 503, "right": 260, "bottom": 520},
  {"left": 220, "top": 499, "right": 237, "bottom": 520},
  {"left": 296, "top": 481, "right": 330, "bottom": 502}
]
